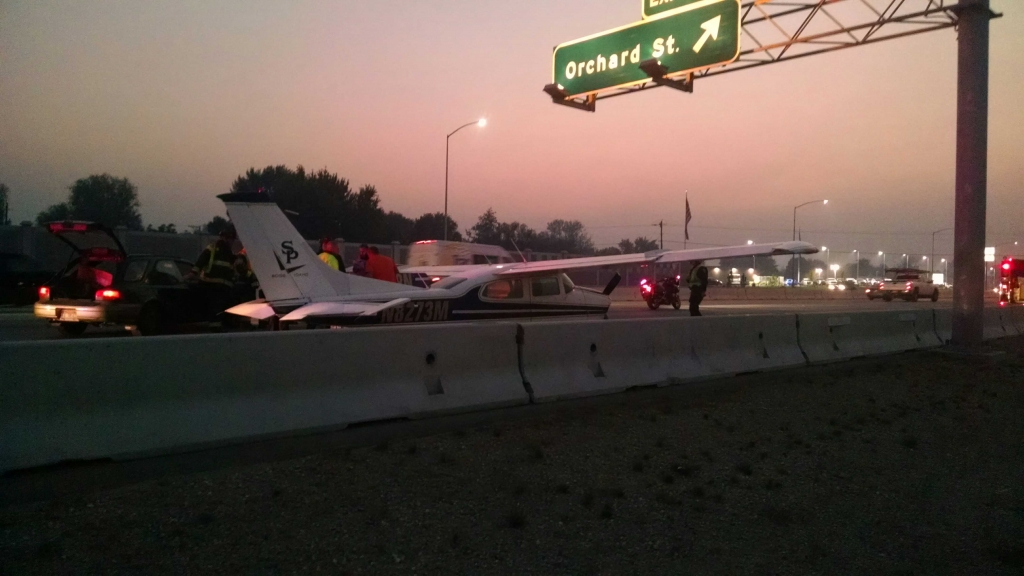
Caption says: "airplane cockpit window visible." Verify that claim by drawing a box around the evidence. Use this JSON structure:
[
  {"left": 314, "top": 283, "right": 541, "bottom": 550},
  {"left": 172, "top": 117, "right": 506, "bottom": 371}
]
[
  {"left": 531, "top": 277, "right": 561, "bottom": 297},
  {"left": 482, "top": 279, "right": 524, "bottom": 300}
]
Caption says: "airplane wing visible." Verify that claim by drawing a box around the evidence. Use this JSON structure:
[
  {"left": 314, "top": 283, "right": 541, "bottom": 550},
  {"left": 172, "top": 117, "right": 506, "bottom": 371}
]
[
  {"left": 279, "top": 299, "right": 411, "bottom": 322},
  {"left": 399, "top": 265, "right": 484, "bottom": 276},
  {"left": 654, "top": 241, "right": 818, "bottom": 264},
  {"left": 494, "top": 241, "right": 818, "bottom": 276}
]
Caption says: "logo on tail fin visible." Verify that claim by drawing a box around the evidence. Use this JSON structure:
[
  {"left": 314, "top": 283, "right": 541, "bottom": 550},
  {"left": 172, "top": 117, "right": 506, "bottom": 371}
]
[{"left": 275, "top": 241, "right": 305, "bottom": 274}]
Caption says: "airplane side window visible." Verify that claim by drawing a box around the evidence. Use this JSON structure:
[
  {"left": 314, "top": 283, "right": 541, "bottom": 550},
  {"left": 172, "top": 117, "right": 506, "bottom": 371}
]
[
  {"left": 531, "top": 277, "right": 561, "bottom": 297},
  {"left": 482, "top": 279, "right": 524, "bottom": 300}
]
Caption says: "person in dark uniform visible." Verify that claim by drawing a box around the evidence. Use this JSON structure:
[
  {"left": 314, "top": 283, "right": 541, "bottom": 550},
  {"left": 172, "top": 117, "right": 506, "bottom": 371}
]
[
  {"left": 686, "top": 260, "right": 709, "bottom": 316},
  {"left": 191, "top": 225, "right": 238, "bottom": 317}
]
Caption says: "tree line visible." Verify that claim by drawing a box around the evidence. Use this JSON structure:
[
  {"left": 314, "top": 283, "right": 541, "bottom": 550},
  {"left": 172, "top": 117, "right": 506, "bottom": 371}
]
[{"left": 12, "top": 166, "right": 665, "bottom": 255}]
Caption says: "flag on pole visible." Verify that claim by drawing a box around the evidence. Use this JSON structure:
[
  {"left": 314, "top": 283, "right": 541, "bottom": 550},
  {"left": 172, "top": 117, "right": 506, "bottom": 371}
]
[{"left": 684, "top": 195, "right": 692, "bottom": 241}]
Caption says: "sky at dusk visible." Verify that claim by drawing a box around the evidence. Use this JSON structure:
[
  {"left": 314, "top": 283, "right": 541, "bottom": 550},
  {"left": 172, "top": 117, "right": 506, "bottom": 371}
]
[{"left": 1, "top": 0, "right": 1022, "bottom": 262}]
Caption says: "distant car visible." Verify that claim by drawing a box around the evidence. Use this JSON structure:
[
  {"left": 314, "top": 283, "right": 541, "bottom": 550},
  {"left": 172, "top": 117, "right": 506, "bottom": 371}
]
[
  {"left": 33, "top": 221, "right": 237, "bottom": 336},
  {"left": 0, "top": 253, "right": 55, "bottom": 306},
  {"left": 867, "top": 269, "right": 940, "bottom": 302}
]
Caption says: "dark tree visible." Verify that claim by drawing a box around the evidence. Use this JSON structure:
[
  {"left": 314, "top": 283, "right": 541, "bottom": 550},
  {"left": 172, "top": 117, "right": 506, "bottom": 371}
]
[
  {"left": 595, "top": 246, "right": 623, "bottom": 256},
  {"left": 0, "top": 183, "right": 10, "bottom": 225},
  {"left": 204, "top": 215, "right": 231, "bottom": 235},
  {"left": 619, "top": 237, "right": 659, "bottom": 254},
  {"left": 146, "top": 223, "right": 178, "bottom": 234},
  {"left": 411, "top": 213, "right": 461, "bottom": 242},
  {"left": 383, "top": 211, "right": 415, "bottom": 245},
  {"left": 36, "top": 174, "right": 143, "bottom": 229},
  {"left": 538, "top": 219, "right": 595, "bottom": 254},
  {"left": 467, "top": 208, "right": 501, "bottom": 245}
]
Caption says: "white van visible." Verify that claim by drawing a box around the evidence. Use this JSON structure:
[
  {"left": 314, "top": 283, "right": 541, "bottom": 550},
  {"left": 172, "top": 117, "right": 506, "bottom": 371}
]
[{"left": 406, "top": 240, "right": 515, "bottom": 267}]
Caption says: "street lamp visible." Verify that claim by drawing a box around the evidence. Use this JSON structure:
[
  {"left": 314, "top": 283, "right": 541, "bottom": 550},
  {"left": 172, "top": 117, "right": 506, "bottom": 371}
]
[
  {"left": 878, "top": 251, "right": 885, "bottom": 279},
  {"left": 747, "top": 240, "right": 755, "bottom": 272},
  {"left": 792, "top": 199, "right": 828, "bottom": 284},
  {"left": 931, "top": 228, "right": 952, "bottom": 274},
  {"left": 852, "top": 249, "right": 859, "bottom": 282},
  {"left": 941, "top": 258, "right": 948, "bottom": 283},
  {"left": 902, "top": 253, "right": 908, "bottom": 267},
  {"left": 443, "top": 118, "right": 487, "bottom": 240},
  {"left": 829, "top": 264, "right": 840, "bottom": 280},
  {"left": 822, "top": 246, "right": 830, "bottom": 274}
]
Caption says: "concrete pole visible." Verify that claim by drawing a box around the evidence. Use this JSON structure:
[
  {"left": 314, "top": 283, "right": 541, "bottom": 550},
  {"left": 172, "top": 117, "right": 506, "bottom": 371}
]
[{"left": 951, "top": 0, "right": 991, "bottom": 347}]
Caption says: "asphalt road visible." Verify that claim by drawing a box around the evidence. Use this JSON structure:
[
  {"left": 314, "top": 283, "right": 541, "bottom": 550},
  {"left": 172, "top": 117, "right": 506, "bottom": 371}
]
[{"left": 0, "top": 299, "right": 957, "bottom": 342}]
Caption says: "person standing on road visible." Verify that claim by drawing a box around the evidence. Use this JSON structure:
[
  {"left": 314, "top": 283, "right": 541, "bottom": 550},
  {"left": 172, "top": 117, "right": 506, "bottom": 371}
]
[
  {"left": 191, "top": 225, "right": 238, "bottom": 315},
  {"left": 367, "top": 246, "right": 399, "bottom": 283},
  {"left": 686, "top": 260, "right": 709, "bottom": 316},
  {"left": 352, "top": 244, "right": 371, "bottom": 277},
  {"left": 318, "top": 237, "right": 346, "bottom": 272}
]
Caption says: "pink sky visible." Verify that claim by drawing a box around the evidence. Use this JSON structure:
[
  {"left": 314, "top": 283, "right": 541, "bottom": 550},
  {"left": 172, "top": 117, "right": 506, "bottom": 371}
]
[{"left": 1, "top": 0, "right": 1021, "bottom": 261}]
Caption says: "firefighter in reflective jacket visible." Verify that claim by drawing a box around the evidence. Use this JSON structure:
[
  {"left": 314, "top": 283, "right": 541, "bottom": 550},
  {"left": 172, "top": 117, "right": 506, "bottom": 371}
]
[
  {"left": 686, "top": 260, "right": 709, "bottom": 317},
  {"left": 191, "top": 225, "right": 238, "bottom": 315}
]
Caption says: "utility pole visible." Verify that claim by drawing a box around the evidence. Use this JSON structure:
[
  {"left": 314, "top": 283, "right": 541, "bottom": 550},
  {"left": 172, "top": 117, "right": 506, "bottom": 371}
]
[
  {"left": 952, "top": 0, "right": 994, "bottom": 347},
  {"left": 659, "top": 220, "right": 664, "bottom": 250}
]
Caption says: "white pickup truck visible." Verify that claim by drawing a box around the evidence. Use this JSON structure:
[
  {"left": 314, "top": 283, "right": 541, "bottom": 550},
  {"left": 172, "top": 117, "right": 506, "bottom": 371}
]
[{"left": 867, "top": 269, "right": 940, "bottom": 302}]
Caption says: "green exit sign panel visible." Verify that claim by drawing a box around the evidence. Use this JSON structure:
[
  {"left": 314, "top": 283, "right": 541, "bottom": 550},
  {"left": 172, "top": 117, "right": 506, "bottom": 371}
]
[
  {"left": 643, "top": 0, "right": 710, "bottom": 19},
  {"left": 552, "top": 0, "right": 740, "bottom": 98}
]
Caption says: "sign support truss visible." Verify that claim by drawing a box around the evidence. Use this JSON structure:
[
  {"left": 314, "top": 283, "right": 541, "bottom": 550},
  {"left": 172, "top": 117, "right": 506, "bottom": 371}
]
[{"left": 547, "top": 0, "right": 992, "bottom": 111}]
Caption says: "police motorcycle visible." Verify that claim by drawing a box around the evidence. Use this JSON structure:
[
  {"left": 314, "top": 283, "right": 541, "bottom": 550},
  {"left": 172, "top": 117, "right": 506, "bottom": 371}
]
[{"left": 639, "top": 275, "right": 682, "bottom": 310}]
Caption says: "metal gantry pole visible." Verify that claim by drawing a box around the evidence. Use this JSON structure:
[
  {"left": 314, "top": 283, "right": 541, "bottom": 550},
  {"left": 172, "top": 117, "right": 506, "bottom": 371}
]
[
  {"left": 444, "top": 136, "right": 450, "bottom": 241},
  {"left": 951, "top": 0, "right": 992, "bottom": 347}
]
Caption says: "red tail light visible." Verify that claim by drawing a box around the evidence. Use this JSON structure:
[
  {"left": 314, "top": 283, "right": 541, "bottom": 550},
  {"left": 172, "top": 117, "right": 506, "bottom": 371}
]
[
  {"left": 642, "top": 284, "right": 653, "bottom": 293},
  {"left": 38, "top": 286, "right": 50, "bottom": 301},
  {"left": 1003, "top": 262, "right": 1012, "bottom": 271},
  {"left": 95, "top": 289, "right": 121, "bottom": 301},
  {"left": 640, "top": 278, "right": 648, "bottom": 285}
]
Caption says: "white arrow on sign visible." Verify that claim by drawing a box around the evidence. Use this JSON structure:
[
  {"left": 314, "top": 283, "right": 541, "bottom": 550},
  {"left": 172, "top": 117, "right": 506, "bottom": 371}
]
[{"left": 692, "top": 15, "right": 721, "bottom": 53}]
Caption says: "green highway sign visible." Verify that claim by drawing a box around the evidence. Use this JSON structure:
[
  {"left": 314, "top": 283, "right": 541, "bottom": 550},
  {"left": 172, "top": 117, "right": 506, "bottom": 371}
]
[
  {"left": 552, "top": 0, "right": 740, "bottom": 98},
  {"left": 643, "top": 0, "right": 710, "bottom": 20}
]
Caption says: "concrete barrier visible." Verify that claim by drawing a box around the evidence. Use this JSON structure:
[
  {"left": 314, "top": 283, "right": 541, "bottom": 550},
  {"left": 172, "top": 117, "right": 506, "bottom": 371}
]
[
  {"left": 0, "top": 323, "right": 527, "bottom": 473},
  {"left": 691, "top": 314, "right": 805, "bottom": 376},
  {"left": 983, "top": 307, "right": 1010, "bottom": 340},
  {"left": 1005, "top": 305, "right": 1024, "bottom": 336},
  {"left": 933, "top": 309, "right": 952, "bottom": 345},
  {"left": 797, "top": 310, "right": 939, "bottom": 363},
  {"left": 518, "top": 318, "right": 710, "bottom": 402}
]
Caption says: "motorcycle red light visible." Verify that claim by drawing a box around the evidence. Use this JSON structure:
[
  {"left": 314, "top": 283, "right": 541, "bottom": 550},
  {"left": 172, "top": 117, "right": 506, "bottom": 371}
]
[
  {"left": 95, "top": 289, "right": 121, "bottom": 301},
  {"left": 1003, "top": 263, "right": 1012, "bottom": 271},
  {"left": 640, "top": 278, "right": 648, "bottom": 285},
  {"left": 38, "top": 286, "right": 50, "bottom": 300}
]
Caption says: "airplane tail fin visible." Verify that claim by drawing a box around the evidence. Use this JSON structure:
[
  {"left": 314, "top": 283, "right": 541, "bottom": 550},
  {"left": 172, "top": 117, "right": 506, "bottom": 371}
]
[{"left": 217, "top": 193, "right": 419, "bottom": 303}]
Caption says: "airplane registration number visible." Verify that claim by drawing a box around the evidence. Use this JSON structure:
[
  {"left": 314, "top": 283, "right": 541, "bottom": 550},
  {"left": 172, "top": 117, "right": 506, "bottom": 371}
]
[{"left": 379, "top": 301, "right": 451, "bottom": 324}]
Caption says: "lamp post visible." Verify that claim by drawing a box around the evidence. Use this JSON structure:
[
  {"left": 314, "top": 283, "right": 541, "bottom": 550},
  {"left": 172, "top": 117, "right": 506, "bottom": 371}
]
[
  {"left": 747, "top": 240, "right": 755, "bottom": 272},
  {"left": 822, "top": 246, "right": 830, "bottom": 275},
  {"left": 829, "top": 264, "right": 840, "bottom": 280},
  {"left": 853, "top": 249, "right": 859, "bottom": 282},
  {"left": 903, "top": 253, "right": 909, "bottom": 268},
  {"left": 878, "top": 251, "right": 886, "bottom": 279},
  {"left": 791, "top": 199, "right": 828, "bottom": 284},
  {"left": 444, "top": 118, "right": 487, "bottom": 241},
  {"left": 942, "top": 258, "right": 948, "bottom": 283},
  {"left": 931, "top": 228, "right": 952, "bottom": 274}
]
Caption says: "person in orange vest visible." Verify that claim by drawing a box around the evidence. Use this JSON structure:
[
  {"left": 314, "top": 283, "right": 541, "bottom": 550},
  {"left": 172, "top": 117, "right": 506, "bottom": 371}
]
[{"left": 367, "top": 246, "right": 399, "bottom": 283}]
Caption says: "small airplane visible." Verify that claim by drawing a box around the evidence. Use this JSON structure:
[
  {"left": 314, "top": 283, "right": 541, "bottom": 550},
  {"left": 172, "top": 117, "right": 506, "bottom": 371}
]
[{"left": 219, "top": 192, "right": 818, "bottom": 326}]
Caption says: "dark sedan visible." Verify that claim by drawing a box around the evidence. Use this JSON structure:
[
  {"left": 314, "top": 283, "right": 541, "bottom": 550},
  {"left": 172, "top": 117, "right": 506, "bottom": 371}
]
[{"left": 1, "top": 253, "right": 55, "bottom": 306}]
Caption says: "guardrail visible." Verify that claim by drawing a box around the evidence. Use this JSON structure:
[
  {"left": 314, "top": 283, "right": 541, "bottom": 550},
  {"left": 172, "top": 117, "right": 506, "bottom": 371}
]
[{"left": 1, "top": 307, "right": 1019, "bottom": 473}]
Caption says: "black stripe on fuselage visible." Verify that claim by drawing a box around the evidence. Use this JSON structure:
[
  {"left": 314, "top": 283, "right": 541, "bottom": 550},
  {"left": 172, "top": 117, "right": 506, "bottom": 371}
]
[{"left": 300, "top": 289, "right": 608, "bottom": 326}]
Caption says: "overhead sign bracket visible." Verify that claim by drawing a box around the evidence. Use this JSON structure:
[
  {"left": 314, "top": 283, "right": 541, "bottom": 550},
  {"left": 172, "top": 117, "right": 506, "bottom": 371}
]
[
  {"left": 543, "top": 84, "right": 597, "bottom": 112},
  {"left": 639, "top": 59, "right": 693, "bottom": 93}
]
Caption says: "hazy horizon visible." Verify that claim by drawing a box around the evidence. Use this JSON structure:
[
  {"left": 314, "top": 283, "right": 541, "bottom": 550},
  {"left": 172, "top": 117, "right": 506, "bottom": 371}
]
[{"left": 1, "top": 0, "right": 1022, "bottom": 261}]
